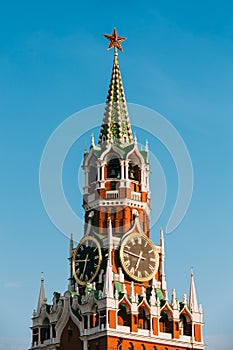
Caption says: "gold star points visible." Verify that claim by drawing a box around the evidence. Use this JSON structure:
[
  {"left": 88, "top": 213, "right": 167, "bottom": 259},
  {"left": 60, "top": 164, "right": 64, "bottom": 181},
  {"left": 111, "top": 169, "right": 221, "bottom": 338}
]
[{"left": 103, "top": 28, "right": 126, "bottom": 52}]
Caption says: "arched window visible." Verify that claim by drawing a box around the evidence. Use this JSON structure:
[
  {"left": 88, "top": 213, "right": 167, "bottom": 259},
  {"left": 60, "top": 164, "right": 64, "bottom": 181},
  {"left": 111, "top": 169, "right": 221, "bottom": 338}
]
[
  {"left": 32, "top": 327, "right": 39, "bottom": 346},
  {"left": 180, "top": 315, "right": 192, "bottom": 336},
  {"left": 138, "top": 307, "right": 150, "bottom": 330},
  {"left": 52, "top": 324, "right": 56, "bottom": 338},
  {"left": 41, "top": 318, "right": 50, "bottom": 343},
  {"left": 84, "top": 315, "right": 88, "bottom": 329},
  {"left": 128, "top": 160, "right": 140, "bottom": 182},
  {"left": 107, "top": 158, "right": 121, "bottom": 179},
  {"left": 99, "top": 310, "right": 106, "bottom": 328},
  {"left": 128, "top": 162, "right": 136, "bottom": 180},
  {"left": 117, "top": 303, "right": 131, "bottom": 327},
  {"left": 90, "top": 304, "right": 99, "bottom": 328},
  {"left": 159, "top": 311, "right": 173, "bottom": 333}
]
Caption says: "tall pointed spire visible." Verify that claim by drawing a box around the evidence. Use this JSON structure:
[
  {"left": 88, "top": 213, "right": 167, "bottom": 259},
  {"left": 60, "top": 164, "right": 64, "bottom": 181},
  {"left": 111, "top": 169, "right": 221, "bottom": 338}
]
[
  {"left": 189, "top": 269, "right": 199, "bottom": 313},
  {"left": 99, "top": 28, "right": 133, "bottom": 145},
  {"left": 37, "top": 272, "right": 46, "bottom": 314}
]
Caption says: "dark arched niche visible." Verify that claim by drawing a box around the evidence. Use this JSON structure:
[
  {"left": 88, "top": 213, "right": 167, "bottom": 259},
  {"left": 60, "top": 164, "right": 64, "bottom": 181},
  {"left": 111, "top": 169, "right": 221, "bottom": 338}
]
[{"left": 60, "top": 318, "right": 82, "bottom": 350}]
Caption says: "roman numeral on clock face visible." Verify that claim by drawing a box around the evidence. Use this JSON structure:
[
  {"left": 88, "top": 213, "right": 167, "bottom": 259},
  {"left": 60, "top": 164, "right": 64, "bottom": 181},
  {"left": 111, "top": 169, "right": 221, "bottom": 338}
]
[
  {"left": 124, "top": 260, "right": 130, "bottom": 267},
  {"left": 131, "top": 239, "right": 136, "bottom": 246},
  {"left": 130, "top": 267, "right": 135, "bottom": 274}
]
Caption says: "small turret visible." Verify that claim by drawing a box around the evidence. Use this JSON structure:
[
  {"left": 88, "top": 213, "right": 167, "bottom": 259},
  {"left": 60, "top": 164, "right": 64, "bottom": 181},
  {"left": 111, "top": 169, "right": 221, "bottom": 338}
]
[
  {"left": 189, "top": 269, "right": 199, "bottom": 313},
  {"left": 37, "top": 272, "right": 46, "bottom": 314}
]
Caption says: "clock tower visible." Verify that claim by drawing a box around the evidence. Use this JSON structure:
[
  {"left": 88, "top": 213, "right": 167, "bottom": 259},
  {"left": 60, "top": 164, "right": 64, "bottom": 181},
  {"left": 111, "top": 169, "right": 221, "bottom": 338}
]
[{"left": 29, "top": 29, "right": 205, "bottom": 350}]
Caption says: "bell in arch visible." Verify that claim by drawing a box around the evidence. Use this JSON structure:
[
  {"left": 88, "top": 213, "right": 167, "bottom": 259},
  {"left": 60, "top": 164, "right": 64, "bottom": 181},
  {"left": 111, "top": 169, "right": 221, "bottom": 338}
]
[{"left": 110, "top": 168, "right": 117, "bottom": 177}]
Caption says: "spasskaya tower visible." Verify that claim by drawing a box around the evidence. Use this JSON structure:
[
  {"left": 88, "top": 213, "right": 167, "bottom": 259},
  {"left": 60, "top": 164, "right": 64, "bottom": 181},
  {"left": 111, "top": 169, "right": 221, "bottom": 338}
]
[{"left": 29, "top": 28, "right": 205, "bottom": 350}]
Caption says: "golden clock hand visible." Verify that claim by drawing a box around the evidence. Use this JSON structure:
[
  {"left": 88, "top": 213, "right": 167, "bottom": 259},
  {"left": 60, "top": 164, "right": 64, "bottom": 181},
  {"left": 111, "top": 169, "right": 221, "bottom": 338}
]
[
  {"left": 135, "top": 250, "right": 143, "bottom": 271},
  {"left": 82, "top": 254, "right": 89, "bottom": 276},
  {"left": 76, "top": 259, "right": 90, "bottom": 263},
  {"left": 124, "top": 249, "right": 146, "bottom": 260}
]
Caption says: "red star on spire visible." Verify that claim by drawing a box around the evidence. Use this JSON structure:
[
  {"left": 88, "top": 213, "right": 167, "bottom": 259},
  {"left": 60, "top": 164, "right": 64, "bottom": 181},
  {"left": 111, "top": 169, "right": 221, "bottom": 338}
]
[{"left": 103, "top": 28, "right": 126, "bottom": 52}]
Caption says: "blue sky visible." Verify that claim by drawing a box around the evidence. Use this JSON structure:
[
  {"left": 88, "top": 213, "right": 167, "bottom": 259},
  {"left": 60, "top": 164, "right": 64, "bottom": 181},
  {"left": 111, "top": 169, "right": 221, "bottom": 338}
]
[{"left": 1, "top": 1, "right": 233, "bottom": 349}]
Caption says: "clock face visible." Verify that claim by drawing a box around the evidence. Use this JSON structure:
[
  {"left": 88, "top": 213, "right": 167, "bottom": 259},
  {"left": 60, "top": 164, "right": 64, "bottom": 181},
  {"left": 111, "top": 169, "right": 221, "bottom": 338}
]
[
  {"left": 72, "top": 236, "right": 102, "bottom": 285},
  {"left": 120, "top": 232, "right": 159, "bottom": 282}
]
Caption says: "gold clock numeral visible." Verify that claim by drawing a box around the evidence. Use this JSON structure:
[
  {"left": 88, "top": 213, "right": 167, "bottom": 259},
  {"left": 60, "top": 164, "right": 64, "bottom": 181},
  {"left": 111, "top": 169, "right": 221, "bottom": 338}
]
[
  {"left": 131, "top": 239, "right": 136, "bottom": 246},
  {"left": 125, "top": 260, "right": 130, "bottom": 267},
  {"left": 130, "top": 266, "right": 135, "bottom": 274}
]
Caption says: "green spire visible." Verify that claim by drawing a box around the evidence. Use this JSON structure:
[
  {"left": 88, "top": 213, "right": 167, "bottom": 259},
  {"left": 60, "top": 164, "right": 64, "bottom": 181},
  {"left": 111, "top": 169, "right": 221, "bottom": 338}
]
[{"left": 99, "top": 30, "right": 133, "bottom": 145}]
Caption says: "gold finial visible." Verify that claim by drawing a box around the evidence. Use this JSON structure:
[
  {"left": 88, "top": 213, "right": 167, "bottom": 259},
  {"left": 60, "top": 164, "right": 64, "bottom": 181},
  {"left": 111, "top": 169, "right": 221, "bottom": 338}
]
[{"left": 103, "top": 27, "right": 126, "bottom": 52}]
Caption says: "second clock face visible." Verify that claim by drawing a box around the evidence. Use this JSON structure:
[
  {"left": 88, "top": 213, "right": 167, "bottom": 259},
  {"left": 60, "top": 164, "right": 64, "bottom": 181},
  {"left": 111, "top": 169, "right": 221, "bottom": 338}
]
[
  {"left": 72, "top": 236, "right": 102, "bottom": 285},
  {"left": 120, "top": 232, "right": 159, "bottom": 282}
]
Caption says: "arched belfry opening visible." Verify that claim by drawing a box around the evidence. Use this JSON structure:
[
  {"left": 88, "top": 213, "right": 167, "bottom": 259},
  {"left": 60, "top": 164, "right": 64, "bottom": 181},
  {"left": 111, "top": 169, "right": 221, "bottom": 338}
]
[
  {"left": 117, "top": 303, "right": 131, "bottom": 327},
  {"left": 159, "top": 310, "right": 173, "bottom": 334},
  {"left": 138, "top": 306, "right": 150, "bottom": 330},
  {"left": 107, "top": 157, "right": 121, "bottom": 179},
  {"left": 41, "top": 318, "right": 50, "bottom": 343},
  {"left": 127, "top": 152, "right": 142, "bottom": 185},
  {"left": 180, "top": 314, "right": 192, "bottom": 336}
]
